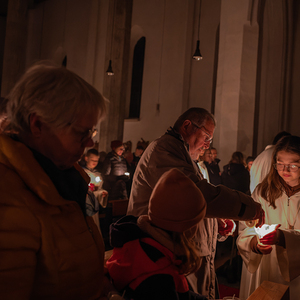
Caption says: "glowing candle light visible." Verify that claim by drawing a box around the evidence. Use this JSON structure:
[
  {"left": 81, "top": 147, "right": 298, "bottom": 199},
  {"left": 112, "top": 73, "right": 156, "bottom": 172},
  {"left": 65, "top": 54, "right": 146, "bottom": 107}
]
[{"left": 254, "top": 224, "right": 279, "bottom": 239}]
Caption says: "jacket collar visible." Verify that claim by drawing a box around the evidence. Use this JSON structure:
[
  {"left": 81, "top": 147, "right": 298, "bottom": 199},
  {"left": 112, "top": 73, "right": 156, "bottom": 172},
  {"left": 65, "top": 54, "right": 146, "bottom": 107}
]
[
  {"left": 165, "top": 127, "right": 189, "bottom": 151},
  {"left": 0, "top": 134, "right": 87, "bottom": 207}
]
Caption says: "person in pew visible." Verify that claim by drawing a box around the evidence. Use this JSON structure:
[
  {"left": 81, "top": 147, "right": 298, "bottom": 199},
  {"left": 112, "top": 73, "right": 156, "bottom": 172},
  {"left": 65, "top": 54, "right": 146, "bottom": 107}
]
[
  {"left": 107, "top": 168, "right": 208, "bottom": 300},
  {"left": 83, "top": 148, "right": 109, "bottom": 210},
  {"left": 102, "top": 140, "right": 130, "bottom": 200},
  {"left": 82, "top": 148, "right": 109, "bottom": 233},
  {"left": 0, "top": 61, "right": 115, "bottom": 299},
  {"left": 203, "top": 148, "right": 222, "bottom": 186}
]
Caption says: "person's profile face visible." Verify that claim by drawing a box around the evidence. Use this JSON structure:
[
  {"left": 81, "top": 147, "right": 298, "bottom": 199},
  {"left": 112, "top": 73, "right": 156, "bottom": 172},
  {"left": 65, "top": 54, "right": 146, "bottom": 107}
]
[
  {"left": 115, "top": 145, "right": 125, "bottom": 156},
  {"left": 203, "top": 150, "right": 212, "bottom": 163},
  {"left": 39, "top": 111, "right": 98, "bottom": 170},
  {"left": 247, "top": 161, "right": 253, "bottom": 170},
  {"left": 86, "top": 154, "right": 99, "bottom": 169},
  {"left": 135, "top": 148, "right": 144, "bottom": 157},
  {"left": 188, "top": 119, "right": 215, "bottom": 154},
  {"left": 211, "top": 149, "right": 217, "bottom": 160}
]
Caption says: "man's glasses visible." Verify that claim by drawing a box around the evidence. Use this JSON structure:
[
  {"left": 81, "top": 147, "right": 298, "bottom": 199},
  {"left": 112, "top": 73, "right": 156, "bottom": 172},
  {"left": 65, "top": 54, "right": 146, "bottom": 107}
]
[
  {"left": 191, "top": 122, "right": 213, "bottom": 144},
  {"left": 273, "top": 163, "right": 300, "bottom": 172}
]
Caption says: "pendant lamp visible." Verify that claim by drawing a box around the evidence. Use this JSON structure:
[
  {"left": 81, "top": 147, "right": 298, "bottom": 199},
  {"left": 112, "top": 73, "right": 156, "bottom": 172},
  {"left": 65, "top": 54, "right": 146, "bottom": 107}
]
[{"left": 193, "top": 0, "right": 203, "bottom": 61}]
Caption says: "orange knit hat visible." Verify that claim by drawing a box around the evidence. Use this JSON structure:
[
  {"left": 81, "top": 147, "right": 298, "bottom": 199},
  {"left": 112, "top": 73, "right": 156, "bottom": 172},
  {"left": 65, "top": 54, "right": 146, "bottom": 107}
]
[{"left": 148, "top": 168, "right": 206, "bottom": 233}]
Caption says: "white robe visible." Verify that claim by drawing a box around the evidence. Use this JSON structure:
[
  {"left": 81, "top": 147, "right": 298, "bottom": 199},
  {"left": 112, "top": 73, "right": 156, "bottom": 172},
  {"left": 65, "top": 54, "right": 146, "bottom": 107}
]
[
  {"left": 237, "top": 188, "right": 300, "bottom": 300},
  {"left": 249, "top": 145, "right": 274, "bottom": 194}
]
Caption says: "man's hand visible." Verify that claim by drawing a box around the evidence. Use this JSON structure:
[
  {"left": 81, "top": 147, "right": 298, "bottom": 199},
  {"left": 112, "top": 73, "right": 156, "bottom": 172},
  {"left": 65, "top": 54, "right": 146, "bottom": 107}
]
[{"left": 218, "top": 218, "right": 236, "bottom": 236}]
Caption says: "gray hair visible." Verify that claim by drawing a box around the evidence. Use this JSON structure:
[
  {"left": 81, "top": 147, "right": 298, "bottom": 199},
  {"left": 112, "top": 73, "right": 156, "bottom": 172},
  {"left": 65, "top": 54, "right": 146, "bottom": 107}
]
[
  {"left": 173, "top": 107, "right": 216, "bottom": 131},
  {"left": 5, "top": 61, "right": 107, "bottom": 134}
]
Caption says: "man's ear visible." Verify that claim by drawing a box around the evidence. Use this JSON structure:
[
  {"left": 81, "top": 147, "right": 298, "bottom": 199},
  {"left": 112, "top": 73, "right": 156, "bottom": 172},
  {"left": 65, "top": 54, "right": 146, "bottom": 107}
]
[
  {"left": 84, "top": 156, "right": 88, "bottom": 162},
  {"left": 181, "top": 120, "right": 192, "bottom": 136},
  {"left": 29, "top": 113, "right": 43, "bottom": 137}
]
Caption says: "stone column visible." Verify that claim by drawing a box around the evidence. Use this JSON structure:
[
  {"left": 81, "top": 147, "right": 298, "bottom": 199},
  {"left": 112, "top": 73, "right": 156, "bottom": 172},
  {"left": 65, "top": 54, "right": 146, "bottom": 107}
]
[
  {"left": 99, "top": 0, "right": 133, "bottom": 152},
  {"left": 214, "top": 0, "right": 255, "bottom": 168}
]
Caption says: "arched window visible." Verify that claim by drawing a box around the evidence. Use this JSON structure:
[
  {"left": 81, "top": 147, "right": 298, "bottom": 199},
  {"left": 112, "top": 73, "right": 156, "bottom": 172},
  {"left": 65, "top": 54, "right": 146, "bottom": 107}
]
[{"left": 129, "top": 37, "right": 145, "bottom": 119}]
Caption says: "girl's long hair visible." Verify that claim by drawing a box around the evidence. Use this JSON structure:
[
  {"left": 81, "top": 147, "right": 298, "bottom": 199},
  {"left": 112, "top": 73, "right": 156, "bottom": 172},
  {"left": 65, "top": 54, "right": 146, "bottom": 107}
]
[
  {"left": 171, "top": 227, "right": 202, "bottom": 275},
  {"left": 257, "top": 135, "right": 300, "bottom": 208}
]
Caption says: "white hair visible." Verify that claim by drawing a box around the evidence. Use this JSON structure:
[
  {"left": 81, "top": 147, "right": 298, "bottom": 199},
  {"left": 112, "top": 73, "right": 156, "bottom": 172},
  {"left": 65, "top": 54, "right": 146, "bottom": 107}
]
[{"left": 5, "top": 61, "right": 107, "bottom": 134}]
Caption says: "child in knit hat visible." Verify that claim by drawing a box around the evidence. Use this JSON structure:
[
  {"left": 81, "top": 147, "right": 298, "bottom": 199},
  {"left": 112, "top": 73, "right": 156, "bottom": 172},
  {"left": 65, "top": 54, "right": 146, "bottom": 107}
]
[{"left": 106, "top": 168, "right": 208, "bottom": 300}]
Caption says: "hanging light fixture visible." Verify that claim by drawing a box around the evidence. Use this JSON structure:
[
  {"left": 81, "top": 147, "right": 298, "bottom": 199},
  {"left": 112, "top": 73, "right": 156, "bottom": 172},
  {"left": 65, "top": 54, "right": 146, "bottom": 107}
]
[
  {"left": 106, "top": 59, "right": 114, "bottom": 76},
  {"left": 193, "top": 0, "right": 203, "bottom": 61},
  {"left": 106, "top": 1, "right": 115, "bottom": 75}
]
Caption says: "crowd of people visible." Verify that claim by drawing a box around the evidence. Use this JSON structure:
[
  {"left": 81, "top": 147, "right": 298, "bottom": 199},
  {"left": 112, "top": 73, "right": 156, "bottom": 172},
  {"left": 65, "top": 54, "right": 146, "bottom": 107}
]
[{"left": 0, "top": 61, "right": 298, "bottom": 300}]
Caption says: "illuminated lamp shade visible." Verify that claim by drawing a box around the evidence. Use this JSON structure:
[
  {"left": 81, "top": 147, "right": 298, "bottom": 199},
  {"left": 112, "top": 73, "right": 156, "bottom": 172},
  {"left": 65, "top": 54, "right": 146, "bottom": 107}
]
[
  {"left": 106, "top": 60, "right": 114, "bottom": 76},
  {"left": 193, "top": 40, "right": 202, "bottom": 61}
]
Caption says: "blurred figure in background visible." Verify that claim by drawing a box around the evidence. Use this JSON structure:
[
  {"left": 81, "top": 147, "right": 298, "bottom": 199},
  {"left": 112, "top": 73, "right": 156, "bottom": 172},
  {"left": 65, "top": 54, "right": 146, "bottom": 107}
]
[
  {"left": 246, "top": 156, "right": 255, "bottom": 172},
  {"left": 196, "top": 148, "right": 209, "bottom": 181},
  {"left": 101, "top": 140, "right": 129, "bottom": 248},
  {"left": 191, "top": 149, "right": 235, "bottom": 298},
  {"left": 202, "top": 149, "right": 222, "bottom": 186},
  {"left": 82, "top": 148, "right": 108, "bottom": 230},
  {"left": 222, "top": 151, "right": 250, "bottom": 195},
  {"left": 102, "top": 140, "right": 129, "bottom": 200},
  {"left": 209, "top": 147, "right": 222, "bottom": 185}
]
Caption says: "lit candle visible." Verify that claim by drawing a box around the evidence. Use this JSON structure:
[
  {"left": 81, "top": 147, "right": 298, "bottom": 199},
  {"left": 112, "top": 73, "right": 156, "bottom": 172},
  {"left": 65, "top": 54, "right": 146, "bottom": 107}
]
[{"left": 254, "top": 223, "right": 279, "bottom": 245}]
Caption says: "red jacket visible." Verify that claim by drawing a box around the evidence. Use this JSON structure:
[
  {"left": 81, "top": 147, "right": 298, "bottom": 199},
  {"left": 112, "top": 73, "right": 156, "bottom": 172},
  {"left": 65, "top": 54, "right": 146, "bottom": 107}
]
[{"left": 107, "top": 237, "right": 189, "bottom": 293}]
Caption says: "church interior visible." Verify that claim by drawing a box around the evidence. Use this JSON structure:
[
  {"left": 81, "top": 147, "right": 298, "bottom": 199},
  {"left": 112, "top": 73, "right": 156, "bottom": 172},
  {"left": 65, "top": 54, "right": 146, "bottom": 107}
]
[
  {"left": 0, "top": 0, "right": 299, "bottom": 168},
  {"left": 0, "top": 1, "right": 299, "bottom": 299}
]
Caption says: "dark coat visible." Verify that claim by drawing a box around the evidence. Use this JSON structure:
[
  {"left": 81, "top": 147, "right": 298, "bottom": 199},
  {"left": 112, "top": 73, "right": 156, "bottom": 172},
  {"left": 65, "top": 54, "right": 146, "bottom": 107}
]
[
  {"left": 102, "top": 151, "right": 129, "bottom": 199},
  {"left": 204, "top": 160, "right": 222, "bottom": 186},
  {"left": 128, "top": 127, "right": 258, "bottom": 220},
  {"left": 221, "top": 163, "right": 250, "bottom": 195}
]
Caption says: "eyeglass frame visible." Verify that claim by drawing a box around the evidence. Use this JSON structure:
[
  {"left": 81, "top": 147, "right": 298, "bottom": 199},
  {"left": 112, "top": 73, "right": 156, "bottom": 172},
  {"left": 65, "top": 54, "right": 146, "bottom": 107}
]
[
  {"left": 273, "top": 163, "right": 300, "bottom": 172},
  {"left": 190, "top": 121, "right": 213, "bottom": 144},
  {"left": 69, "top": 123, "right": 98, "bottom": 143}
]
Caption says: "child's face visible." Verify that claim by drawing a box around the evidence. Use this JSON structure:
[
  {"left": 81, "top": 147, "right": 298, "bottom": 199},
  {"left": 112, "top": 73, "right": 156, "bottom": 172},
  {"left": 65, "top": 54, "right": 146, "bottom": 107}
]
[
  {"left": 276, "top": 151, "right": 300, "bottom": 187},
  {"left": 86, "top": 154, "right": 99, "bottom": 169}
]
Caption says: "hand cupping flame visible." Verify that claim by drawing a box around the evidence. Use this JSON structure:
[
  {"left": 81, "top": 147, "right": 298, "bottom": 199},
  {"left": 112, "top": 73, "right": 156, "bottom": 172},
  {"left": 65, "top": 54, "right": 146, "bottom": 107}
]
[{"left": 254, "top": 224, "right": 280, "bottom": 239}]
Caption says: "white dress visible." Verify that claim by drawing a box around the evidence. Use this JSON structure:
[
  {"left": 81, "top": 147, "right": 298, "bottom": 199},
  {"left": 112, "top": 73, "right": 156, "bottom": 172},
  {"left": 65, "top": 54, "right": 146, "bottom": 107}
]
[{"left": 237, "top": 188, "right": 300, "bottom": 300}]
